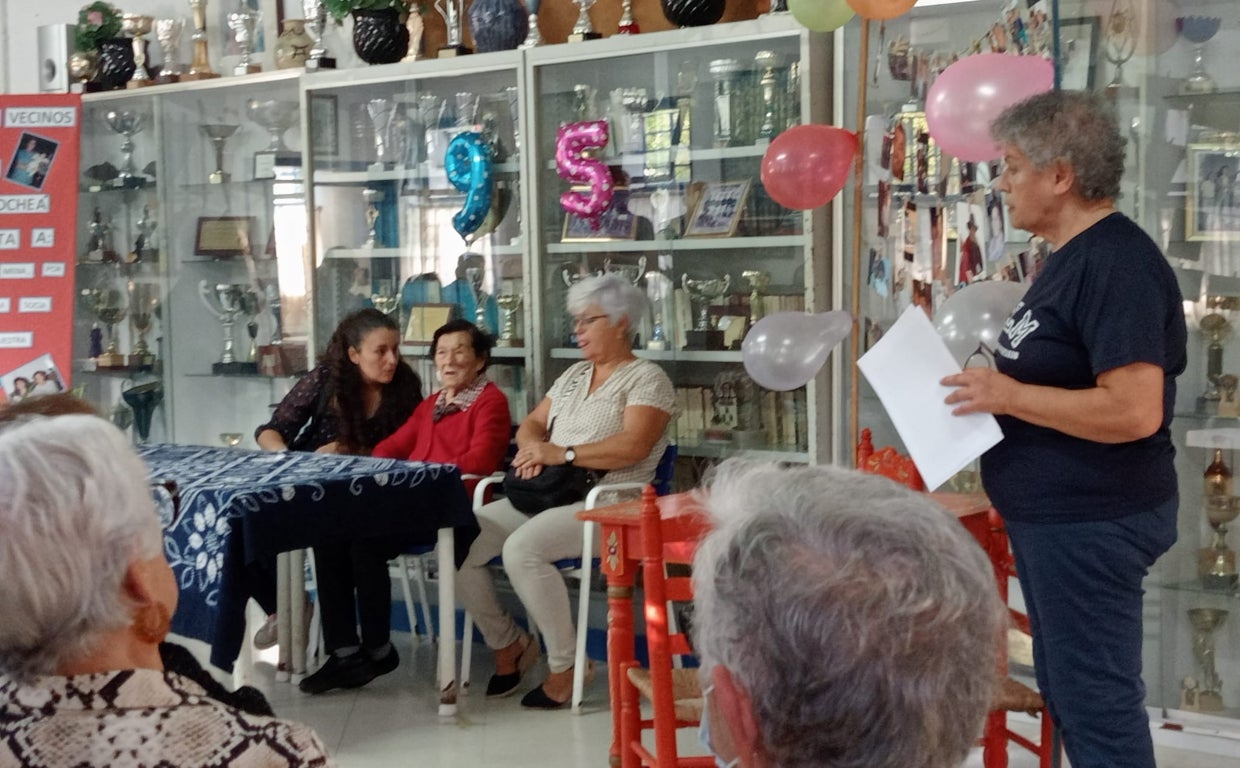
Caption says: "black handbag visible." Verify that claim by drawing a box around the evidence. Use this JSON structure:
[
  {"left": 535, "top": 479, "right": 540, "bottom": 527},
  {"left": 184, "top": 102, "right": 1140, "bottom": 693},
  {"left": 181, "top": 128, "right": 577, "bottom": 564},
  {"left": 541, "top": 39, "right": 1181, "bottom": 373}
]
[
  {"left": 503, "top": 411, "right": 605, "bottom": 514},
  {"left": 503, "top": 463, "right": 602, "bottom": 515}
]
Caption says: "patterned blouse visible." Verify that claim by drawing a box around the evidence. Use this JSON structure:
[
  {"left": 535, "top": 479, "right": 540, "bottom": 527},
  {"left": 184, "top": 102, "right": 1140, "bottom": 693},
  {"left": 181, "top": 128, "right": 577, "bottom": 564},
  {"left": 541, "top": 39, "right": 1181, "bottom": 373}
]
[
  {"left": 255, "top": 362, "right": 421, "bottom": 452},
  {"left": 0, "top": 668, "right": 335, "bottom": 767},
  {"left": 546, "top": 359, "right": 675, "bottom": 487}
]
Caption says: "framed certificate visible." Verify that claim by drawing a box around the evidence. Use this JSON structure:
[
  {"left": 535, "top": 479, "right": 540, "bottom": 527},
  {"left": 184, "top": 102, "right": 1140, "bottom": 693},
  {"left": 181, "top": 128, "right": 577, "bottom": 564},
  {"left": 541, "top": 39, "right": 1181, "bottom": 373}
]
[
  {"left": 404, "top": 303, "right": 456, "bottom": 343},
  {"left": 684, "top": 180, "right": 750, "bottom": 238},
  {"left": 194, "top": 216, "right": 256, "bottom": 257},
  {"left": 562, "top": 188, "right": 639, "bottom": 242}
]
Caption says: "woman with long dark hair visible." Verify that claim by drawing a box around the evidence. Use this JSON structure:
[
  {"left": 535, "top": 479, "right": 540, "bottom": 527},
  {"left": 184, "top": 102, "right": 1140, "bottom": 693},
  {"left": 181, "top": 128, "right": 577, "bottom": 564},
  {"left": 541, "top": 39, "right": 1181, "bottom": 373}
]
[{"left": 254, "top": 309, "right": 422, "bottom": 691}]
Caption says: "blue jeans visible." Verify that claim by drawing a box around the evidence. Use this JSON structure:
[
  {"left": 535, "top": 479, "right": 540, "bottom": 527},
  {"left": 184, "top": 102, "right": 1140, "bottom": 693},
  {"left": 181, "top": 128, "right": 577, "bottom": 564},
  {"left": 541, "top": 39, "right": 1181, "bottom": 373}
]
[{"left": 1004, "top": 497, "right": 1177, "bottom": 768}]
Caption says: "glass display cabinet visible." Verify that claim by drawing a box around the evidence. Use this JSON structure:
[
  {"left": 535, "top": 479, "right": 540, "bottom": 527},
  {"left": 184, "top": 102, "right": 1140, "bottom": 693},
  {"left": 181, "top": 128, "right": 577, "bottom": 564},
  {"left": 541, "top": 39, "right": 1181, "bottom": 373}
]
[
  {"left": 301, "top": 53, "right": 531, "bottom": 423},
  {"left": 525, "top": 16, "right": 835, "bottom": 472},
  {"left": 839, "top": 0, "right": 1240, "bottom": 742},
  {"left": 76, "top": 71, "right": 311, "bottom": 448}
]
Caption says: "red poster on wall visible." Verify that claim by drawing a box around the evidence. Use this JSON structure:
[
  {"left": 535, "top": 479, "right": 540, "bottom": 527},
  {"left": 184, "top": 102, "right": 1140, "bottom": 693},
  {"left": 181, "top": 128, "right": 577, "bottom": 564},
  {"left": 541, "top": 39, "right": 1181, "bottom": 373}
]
[{"left": 0, "top": 94, "right": 80, "bottom": 402}]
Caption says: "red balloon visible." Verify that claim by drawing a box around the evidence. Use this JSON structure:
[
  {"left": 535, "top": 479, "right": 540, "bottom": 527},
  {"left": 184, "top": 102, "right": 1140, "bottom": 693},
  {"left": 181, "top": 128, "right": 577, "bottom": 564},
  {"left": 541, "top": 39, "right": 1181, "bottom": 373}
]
[{"left": 761, "top": 125, "right": 858, "bottom": 211}]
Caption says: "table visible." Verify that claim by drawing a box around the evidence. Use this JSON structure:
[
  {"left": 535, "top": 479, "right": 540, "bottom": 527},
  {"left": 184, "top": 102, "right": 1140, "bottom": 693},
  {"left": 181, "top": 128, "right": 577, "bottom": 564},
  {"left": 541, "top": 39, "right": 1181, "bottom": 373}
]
[
  {"left": 140, "top": 443, "right": 478, "bottom": 715},
  {"left": 579, "top": 489, "right": 993, "bottom": 768}
]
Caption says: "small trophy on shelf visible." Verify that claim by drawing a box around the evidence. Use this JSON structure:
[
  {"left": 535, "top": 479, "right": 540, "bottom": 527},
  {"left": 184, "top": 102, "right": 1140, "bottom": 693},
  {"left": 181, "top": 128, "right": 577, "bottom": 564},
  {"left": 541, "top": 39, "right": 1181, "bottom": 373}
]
[
  {"left": 154, "top": 18, "right": 185, "bottom": 84},
  {"left": 520, "top": 0, "right": 542, "bottom": 48},
  {"left": 1102, "top": 0, "right": 1137, "bottom": 92},
  {"left": 199, "top": 281, "right": 257, "bottom": 373},
  {"left": 742, "top": 269, "right": 770, "bottom": 327},
  {"left": 128, "top": 282, "right": 159, "bottom": 367},
  {"left": 361, "top": 188, "right": 383, "bottom": 248},
  {"left": 201, "top": 124, "right": 239, "bottom": 184},
  {"left": 465, "top": 265, "right": 490, "bottom": 335},
  {"left": 247, "top": 99, "right": 299, "bottom": 178},
  {"left": 496, "top": 292, "right": 523, "bottom": 347},
  {"left": 682, "top": 273, "right": 731, "bottom": 350},
  {"left": 91, "top": 273, "right": 130, "bottom": 368},
  {"left": 228, "top": 7, "right": 262, "bottom": 75},
  {"left": 128, "top": 205, "right": 157, "bottom": 263},
  {"left": 1176, "top": 16, "right": 1221, "bottom": 95},
  {"left": 121, "top": 14, "right": 155, "bottom": 88},
  {"left": 104, "top": 110, "right": 148, "bottom": 188},
  {"left": 367, "top": 98, "right": 400, "bottom": 171},
  {"left": 755, "top": 50, "right": 783, "bottom": 140},
  {"left": 603, "top": 255, "right": 646, "bottom": 287},
  {"left": 120, "top": 377, "right": 163, "bottom": 443},
  {"left": 240, "top": 288, "right": 264, "bottom": 362},
  {"left": 371, "top": 278, "right": 400, "bottom": 319},
  {"left": 1182, "top": 608, "right": 1228, "bottom": 712},
  {"left": 1200, "top": 449, "right": 1239, "bottom": 590},
  {"left": 84, "top": 207, "right": 119, "bottom": 263},
  {"left": 566, "top": 0, "right": 601, "bottom": 42},
  {"left": 182, "top": 0, "right": 221, "bottom": 80}
]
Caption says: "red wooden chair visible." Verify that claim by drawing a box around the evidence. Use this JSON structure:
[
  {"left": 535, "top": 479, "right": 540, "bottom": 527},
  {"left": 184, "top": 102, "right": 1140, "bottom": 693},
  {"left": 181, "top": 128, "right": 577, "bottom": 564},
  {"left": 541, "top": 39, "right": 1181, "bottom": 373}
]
[
  {"left": 857, "top": 430, "right": 1059, "bottom": 768},
  {"left": 619, "top": 485, "right": 713, "bottom": 768}
]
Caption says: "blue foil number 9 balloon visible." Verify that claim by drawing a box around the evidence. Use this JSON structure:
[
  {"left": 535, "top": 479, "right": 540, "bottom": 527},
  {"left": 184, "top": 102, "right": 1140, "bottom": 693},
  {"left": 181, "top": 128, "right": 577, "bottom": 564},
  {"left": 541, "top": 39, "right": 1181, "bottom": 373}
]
[{"left": 445, "top": 131, "right": 494, "bottom": 242}]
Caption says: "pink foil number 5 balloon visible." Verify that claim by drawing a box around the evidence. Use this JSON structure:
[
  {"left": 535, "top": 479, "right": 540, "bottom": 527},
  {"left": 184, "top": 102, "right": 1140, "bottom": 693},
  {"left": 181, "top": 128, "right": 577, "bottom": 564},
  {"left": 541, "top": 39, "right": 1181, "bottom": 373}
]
[{"left": 555, "top": 120, "right": 614, "bottom": 224}]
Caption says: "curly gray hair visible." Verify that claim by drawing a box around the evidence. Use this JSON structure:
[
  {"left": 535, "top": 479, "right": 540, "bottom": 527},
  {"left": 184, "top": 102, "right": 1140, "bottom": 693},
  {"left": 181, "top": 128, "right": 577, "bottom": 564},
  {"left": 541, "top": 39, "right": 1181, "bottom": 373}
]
[
  {"left": 692, "top": 460, "right": 1005, "bottom": 768},
  {"left": 0, "top": 414, "right": 161, "bottom": 682},
  {"left": 566, "top": 272, "right": 648, "bottom": 342},
  {"left": 990, "top": 89, "right": 1126, "bottom": 202}
]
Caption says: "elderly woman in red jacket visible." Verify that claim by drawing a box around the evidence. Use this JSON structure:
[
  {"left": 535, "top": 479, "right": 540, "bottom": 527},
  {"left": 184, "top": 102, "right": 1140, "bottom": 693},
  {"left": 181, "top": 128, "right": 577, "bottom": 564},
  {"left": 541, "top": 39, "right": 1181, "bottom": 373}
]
[{"left": 300, "top": 319, "right": 511, "bottom": 694}]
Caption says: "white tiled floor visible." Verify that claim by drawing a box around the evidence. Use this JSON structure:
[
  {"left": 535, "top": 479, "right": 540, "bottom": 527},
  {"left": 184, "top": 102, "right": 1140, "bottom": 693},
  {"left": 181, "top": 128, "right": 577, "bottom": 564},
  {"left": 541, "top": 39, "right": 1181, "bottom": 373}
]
[{"left": 237, "top": 633, "right": 1238, "bottom": 768}]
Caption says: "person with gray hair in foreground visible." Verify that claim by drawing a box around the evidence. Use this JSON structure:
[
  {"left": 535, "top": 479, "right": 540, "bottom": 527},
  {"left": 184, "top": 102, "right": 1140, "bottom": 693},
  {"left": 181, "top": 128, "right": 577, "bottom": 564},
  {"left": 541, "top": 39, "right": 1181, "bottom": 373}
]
[
  {"left": 691, "top": 460, "right": 1005, "bottom": 768},
  {"left": 0, "top": 413, "right": 334, "bottom": 767}
]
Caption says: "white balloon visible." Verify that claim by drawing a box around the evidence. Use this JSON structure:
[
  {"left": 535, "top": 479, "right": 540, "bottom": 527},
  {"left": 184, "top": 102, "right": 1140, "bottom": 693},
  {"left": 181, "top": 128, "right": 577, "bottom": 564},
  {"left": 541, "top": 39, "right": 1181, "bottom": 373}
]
[
  {"left": 742, "top": 311, "right": 853, "bottom": 392},
  {"left": 933, "top": 281, "right": 1028, "bottom": 367}
]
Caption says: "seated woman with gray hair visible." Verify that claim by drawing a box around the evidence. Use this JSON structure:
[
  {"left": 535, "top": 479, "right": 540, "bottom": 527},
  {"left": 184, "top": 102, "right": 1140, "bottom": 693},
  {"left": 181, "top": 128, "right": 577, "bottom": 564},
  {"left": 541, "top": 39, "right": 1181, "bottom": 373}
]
[
  {"left": 0, "top": 414, "right": 334, "bottom": 767},
  {"left": 457, "top": 273, "right": 675, "bottom": 709},
  {"left": 692, "top": 460, "right": 1005, "bottom": 768}
]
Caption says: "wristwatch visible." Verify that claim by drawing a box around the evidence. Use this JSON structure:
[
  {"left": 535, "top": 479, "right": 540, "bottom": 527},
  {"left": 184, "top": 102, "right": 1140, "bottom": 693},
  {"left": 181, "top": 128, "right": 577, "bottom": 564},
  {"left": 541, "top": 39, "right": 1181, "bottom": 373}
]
[{"left": 564, "top": 446, "right": 576, "bottom": 465}]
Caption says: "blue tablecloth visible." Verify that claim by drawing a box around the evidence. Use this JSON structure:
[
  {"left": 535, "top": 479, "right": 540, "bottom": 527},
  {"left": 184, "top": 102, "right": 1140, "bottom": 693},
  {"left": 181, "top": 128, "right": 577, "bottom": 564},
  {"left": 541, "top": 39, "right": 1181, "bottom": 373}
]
[{"left": 139, "top": 444, "right": 478, "bottom": 670}]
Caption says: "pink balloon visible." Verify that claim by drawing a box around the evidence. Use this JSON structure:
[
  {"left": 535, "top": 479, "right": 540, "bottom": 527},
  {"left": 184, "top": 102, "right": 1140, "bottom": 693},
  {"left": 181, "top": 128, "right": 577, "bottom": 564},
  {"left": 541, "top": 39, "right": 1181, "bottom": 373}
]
[
  {"left": 761, "top": 125, "right": 858, "bottom": 211},
  {"left": 556, "top": 121, "right": 614, "bottom": 222},
  {"left": 925, "top": 54, "right": 1054, "bottom": 163}
]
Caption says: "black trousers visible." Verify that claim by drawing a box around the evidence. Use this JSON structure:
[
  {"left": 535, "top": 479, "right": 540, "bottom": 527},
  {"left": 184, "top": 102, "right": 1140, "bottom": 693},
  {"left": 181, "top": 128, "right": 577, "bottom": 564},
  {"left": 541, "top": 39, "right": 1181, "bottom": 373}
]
[{"left": 314, "top": 536, "right": 406, "bottom": 654}]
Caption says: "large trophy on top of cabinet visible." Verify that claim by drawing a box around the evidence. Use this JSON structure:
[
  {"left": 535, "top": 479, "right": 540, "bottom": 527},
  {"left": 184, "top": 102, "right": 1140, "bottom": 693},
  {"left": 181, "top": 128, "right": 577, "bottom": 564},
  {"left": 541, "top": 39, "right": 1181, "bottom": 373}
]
[{"left": 182, "top": 0, "right": 221, "bottom": 80}]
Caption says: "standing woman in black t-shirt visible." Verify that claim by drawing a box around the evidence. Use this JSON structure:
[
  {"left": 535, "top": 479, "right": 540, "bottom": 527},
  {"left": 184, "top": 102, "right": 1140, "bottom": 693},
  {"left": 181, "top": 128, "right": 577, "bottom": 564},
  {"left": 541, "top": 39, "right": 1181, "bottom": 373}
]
[
  {"left": 942, "top": 90, "right": 1186, "bottom": 768},
  {"left": 252, "top": 308, "right": 423, "bottom": 690}
]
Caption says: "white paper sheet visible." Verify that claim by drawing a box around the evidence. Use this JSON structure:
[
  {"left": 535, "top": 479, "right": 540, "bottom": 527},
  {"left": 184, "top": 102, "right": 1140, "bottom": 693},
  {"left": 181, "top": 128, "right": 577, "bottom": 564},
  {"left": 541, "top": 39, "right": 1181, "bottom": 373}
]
[{"left": 857, "top": 305, "right": 1005, "bottom": 490}]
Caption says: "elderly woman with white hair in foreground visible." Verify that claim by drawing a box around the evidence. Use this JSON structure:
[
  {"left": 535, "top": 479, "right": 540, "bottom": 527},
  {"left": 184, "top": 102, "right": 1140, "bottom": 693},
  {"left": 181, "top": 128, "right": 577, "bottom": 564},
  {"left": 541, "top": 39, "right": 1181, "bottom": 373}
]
[
  {"left": 0, "top": 414, "right": 334, "bottom": 767},
  {"left": 692, "top": 460, "right": 1006, "bottom": 768}
]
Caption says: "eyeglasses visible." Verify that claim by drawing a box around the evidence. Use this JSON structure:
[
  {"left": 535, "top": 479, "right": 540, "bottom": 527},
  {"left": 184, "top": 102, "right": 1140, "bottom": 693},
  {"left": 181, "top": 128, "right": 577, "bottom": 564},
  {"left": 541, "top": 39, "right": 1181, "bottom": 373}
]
[
  {"left": 572, "top": 314, "right": 609, "bottom": 331},
  {"left": 151, "top": 478, "right": 181, "bottom": 529}
]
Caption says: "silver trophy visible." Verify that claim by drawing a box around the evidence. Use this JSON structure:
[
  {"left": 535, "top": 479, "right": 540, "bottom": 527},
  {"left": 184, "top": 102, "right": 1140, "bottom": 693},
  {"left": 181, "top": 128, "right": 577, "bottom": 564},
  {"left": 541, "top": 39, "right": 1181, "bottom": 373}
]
[
  {"left": 128, "top": 282, "right": 160, "bottom": 366},
  {"left": 129, "top": 205, "right": 157, "bottom": 263},
  {"left": 240, "top": 289, "right": 264, "bottom": 362},
  {"left": 154, "top": 18, "right": 186, "bottom": 83},
  {"left": 367, "top": 98, "right": 399, "bottom": 170},
  {"left": 433, "top": 0, "right": 471, "bottom": 56},
  {"left": 755, "top": 50, "right": 784, "bottom": 140},
  {"left": 121, "top": 14, "right": 155, "bottom": 88},
  {"left": 567, "top": 0, "right": 600, "bottom": 42},
  {"left": 361, "top": 188, "right": 383, "bottom": 248},
  {"left": 465, "top": 265, "right": 490, "bottom": 334},
  {"left": 682, "top": 273, "right": 731, "bottom": 350},
  {"left": 228, "top": 7, "right": 262, "bottom": 75},
  {"left": 521, "top": 8, "right": 542, "bottom": 48},
  {"left": 496, "top": 292, "right": 523, "bottom": 347},
  {"left": 604, "top": 255, "right": 647, "bottom": 286},
  {"left": 1177, "top": 16, "right": 1221, "bottom": 95},
  {"left": 201, "top": 124, "right": 239, "bottom": 183},
  {"left": 247, "top": 99, "right": 298, "bottom": 153},
  {"left": 302, "top": 0, "right": 336, "bottom": 70},
  {"left": 371, "top": 278, "right": 399, "bottom": 318},
  {"left": 104, "top": 110, "right": 147, "bottom": 188},
  {"left": 1183, "top": 608, "right": 1228, "bottom": 711},
  {"left": 199, "top": 281, "right": 249, "bottom": 369},
  {"left": 645, "top": 269, "right": 673, "bottom": 351}
]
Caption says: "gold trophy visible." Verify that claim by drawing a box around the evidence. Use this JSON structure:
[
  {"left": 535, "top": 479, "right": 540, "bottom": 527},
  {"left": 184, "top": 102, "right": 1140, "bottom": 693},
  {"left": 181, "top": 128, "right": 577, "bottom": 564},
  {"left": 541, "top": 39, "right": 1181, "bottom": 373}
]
[
  {"left": 121, "top": 14, "right": 155, "bottom": 88},
  {"left": 1182, "top": 608, "right": 1228, "bottom": 712},
  {"left": 182, "top": 0, "right": 221, "bottom": 81},
  {"left": 91, "top": 273, "right": 130, "bottom": 369},
  {"left": 742, "top": 269, "right": 770, "bottom": 327},
  {"left": 201, "top": 124, "right": 239, "bottom": 184},
  {"left": 128, "top": 282, "right": 160, "bottom": 367},
  {"left": 371, "top": 279, "right": 399, "bottom": 319},
  {"left": 496, "top": 292, "right": 523, "bottom": 347}
]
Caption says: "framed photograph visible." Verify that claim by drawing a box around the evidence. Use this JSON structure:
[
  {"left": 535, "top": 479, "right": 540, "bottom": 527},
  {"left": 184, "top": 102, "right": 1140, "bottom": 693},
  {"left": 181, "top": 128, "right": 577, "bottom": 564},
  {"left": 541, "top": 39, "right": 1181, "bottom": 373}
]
[
  {"left": 309, "top": 94, "right": 339, "bottom": 159},
  {"left": 4, "top": 131, "right": 58, "bottom": 190},
  {"left": 1057, "top": 16, "right": 1099, "bottom": 90},
  {"left": 405, "top": 303, "right": 456, "bottom": 343},
  {"left": 1187, "top": 143, "right": 1240, "bottom": 241},
  {"left": 562, "top": 188, "right": 638, "bottom": 242},
  {"left": 684, "top": 180, "right": 750, "bottom": 238},
  {"left": 195, "top": 216, "right": 257, "bottom": 257}
]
